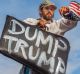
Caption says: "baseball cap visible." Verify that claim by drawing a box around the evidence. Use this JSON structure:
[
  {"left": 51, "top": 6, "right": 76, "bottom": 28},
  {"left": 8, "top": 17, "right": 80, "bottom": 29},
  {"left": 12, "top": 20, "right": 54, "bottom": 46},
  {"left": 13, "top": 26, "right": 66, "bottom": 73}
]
[{"left": 40, "top": 0, "right": 57, "bottom": 10}]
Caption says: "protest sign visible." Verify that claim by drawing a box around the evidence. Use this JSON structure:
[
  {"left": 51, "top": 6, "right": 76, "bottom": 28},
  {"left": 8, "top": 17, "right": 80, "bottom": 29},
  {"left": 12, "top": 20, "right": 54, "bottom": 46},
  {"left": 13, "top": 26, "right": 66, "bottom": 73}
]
[{"left": 0, "top": 15, "right": 70, "bottom": 74}]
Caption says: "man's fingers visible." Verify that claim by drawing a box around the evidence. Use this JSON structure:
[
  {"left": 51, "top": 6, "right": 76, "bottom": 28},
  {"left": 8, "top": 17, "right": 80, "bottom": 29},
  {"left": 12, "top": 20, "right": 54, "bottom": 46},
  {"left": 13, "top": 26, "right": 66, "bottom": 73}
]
[{"left": 59, "top": 6, "right": 69, "bottom": 15}]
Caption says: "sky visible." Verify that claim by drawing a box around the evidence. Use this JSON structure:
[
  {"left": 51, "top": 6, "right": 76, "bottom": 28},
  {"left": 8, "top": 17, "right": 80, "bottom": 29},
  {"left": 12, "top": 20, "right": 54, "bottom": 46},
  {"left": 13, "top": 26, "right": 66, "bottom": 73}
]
[{"left": 0, "top": 0, "right": 80, "bottom": 74}]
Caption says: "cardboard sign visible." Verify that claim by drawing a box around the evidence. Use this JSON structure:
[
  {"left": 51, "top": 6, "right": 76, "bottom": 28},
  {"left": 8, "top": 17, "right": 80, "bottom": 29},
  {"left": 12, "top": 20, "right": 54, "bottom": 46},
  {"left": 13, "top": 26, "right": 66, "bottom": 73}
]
[{"left": 0, "top": 15, "right": 70, "bottom": 74}]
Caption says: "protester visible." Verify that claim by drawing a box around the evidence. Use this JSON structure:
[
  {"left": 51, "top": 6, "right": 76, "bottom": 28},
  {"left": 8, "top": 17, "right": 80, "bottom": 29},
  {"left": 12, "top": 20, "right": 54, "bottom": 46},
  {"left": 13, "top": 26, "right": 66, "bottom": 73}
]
[{"left": 20, "top": 0, "right": 80, "bottom": 74}]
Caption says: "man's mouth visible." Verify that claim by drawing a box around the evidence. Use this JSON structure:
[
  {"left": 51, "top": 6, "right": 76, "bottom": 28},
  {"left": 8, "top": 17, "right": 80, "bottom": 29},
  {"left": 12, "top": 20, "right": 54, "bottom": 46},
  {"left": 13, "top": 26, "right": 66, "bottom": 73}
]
[
  {"left": 47, "top": 12, "right": 52, "bottom": 16},
  {"left": 47, "top": 14, "right": 52, "bottom": 17}
]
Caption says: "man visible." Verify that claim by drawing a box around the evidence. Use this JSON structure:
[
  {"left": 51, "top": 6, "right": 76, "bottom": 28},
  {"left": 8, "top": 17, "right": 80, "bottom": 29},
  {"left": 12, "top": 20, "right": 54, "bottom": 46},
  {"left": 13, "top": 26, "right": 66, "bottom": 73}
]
[
  {"left": 24, "top": 1, "right": 79, "bottom": 36},
  {"left": 20, "top": 0, "right": 80, "bottom": 74}
]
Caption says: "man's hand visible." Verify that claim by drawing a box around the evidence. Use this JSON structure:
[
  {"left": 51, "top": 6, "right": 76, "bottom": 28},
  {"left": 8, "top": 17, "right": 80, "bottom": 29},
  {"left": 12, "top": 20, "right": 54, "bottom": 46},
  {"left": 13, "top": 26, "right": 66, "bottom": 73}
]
[
  {"left": 59, "top": 6, "right": 70, "bottom": 16},
  {"left": 38, "top": 18, "right": 47, "bottom": 28}
]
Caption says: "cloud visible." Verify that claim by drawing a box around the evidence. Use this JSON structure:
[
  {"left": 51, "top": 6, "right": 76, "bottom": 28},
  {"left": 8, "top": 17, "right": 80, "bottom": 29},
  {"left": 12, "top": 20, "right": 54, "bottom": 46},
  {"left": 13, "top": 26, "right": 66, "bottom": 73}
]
[
  {"left": 66, "top": 59, "right": 80, "bottom": 74},
  {"left": 66, "top": 37, "right": 80, "bottom": 74},
  {"left": 0, "top": 54, "right": 22, "bottom": 74}
]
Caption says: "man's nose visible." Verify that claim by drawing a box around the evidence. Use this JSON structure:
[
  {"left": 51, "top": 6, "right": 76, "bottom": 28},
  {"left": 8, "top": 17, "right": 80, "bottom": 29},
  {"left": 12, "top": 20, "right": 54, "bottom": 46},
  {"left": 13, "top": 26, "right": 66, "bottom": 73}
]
[
  {"left": 48, "top": 9, "right": 51, "bottom": 12},
  {"left": 48, "top": 9, "right": 54, "bottom": 14}
]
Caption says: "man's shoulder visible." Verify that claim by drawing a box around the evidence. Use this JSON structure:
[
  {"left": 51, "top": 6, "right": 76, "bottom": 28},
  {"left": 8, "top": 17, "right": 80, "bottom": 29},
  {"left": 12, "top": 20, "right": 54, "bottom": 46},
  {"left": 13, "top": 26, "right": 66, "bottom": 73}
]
[
  {"left": 23, "top": 18, "right": 38, "bottom": 25},
  {"left": 24, "top": 18, "right": 38, "bottom": 22}
]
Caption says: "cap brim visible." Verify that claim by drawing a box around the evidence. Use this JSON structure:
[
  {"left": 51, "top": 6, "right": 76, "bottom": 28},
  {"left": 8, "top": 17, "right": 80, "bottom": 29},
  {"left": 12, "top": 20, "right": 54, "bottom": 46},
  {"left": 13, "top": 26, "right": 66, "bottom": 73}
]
[{"left": 45, "top": 4, "right": 57, "bottom": 10}]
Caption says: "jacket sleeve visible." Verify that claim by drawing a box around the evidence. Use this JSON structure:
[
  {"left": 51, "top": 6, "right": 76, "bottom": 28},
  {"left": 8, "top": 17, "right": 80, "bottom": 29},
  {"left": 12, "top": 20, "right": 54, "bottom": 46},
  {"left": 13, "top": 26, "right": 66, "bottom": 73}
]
[{"left": 56, "top": 17, "right": 78, "bottom": 33}]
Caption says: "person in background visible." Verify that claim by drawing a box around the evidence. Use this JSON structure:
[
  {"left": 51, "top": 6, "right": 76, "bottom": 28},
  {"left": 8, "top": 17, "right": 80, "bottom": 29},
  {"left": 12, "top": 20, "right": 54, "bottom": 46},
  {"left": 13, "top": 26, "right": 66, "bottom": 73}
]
[{"left": 20, "top": 0, "right": 80, "bottom": 74}]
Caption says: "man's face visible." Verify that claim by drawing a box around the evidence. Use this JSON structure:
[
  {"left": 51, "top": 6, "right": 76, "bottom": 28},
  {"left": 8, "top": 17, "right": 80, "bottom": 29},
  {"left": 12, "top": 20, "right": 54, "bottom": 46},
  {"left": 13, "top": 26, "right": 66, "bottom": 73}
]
[{"left": 41, "top": 6, "right": 55, "bottom": 20}]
